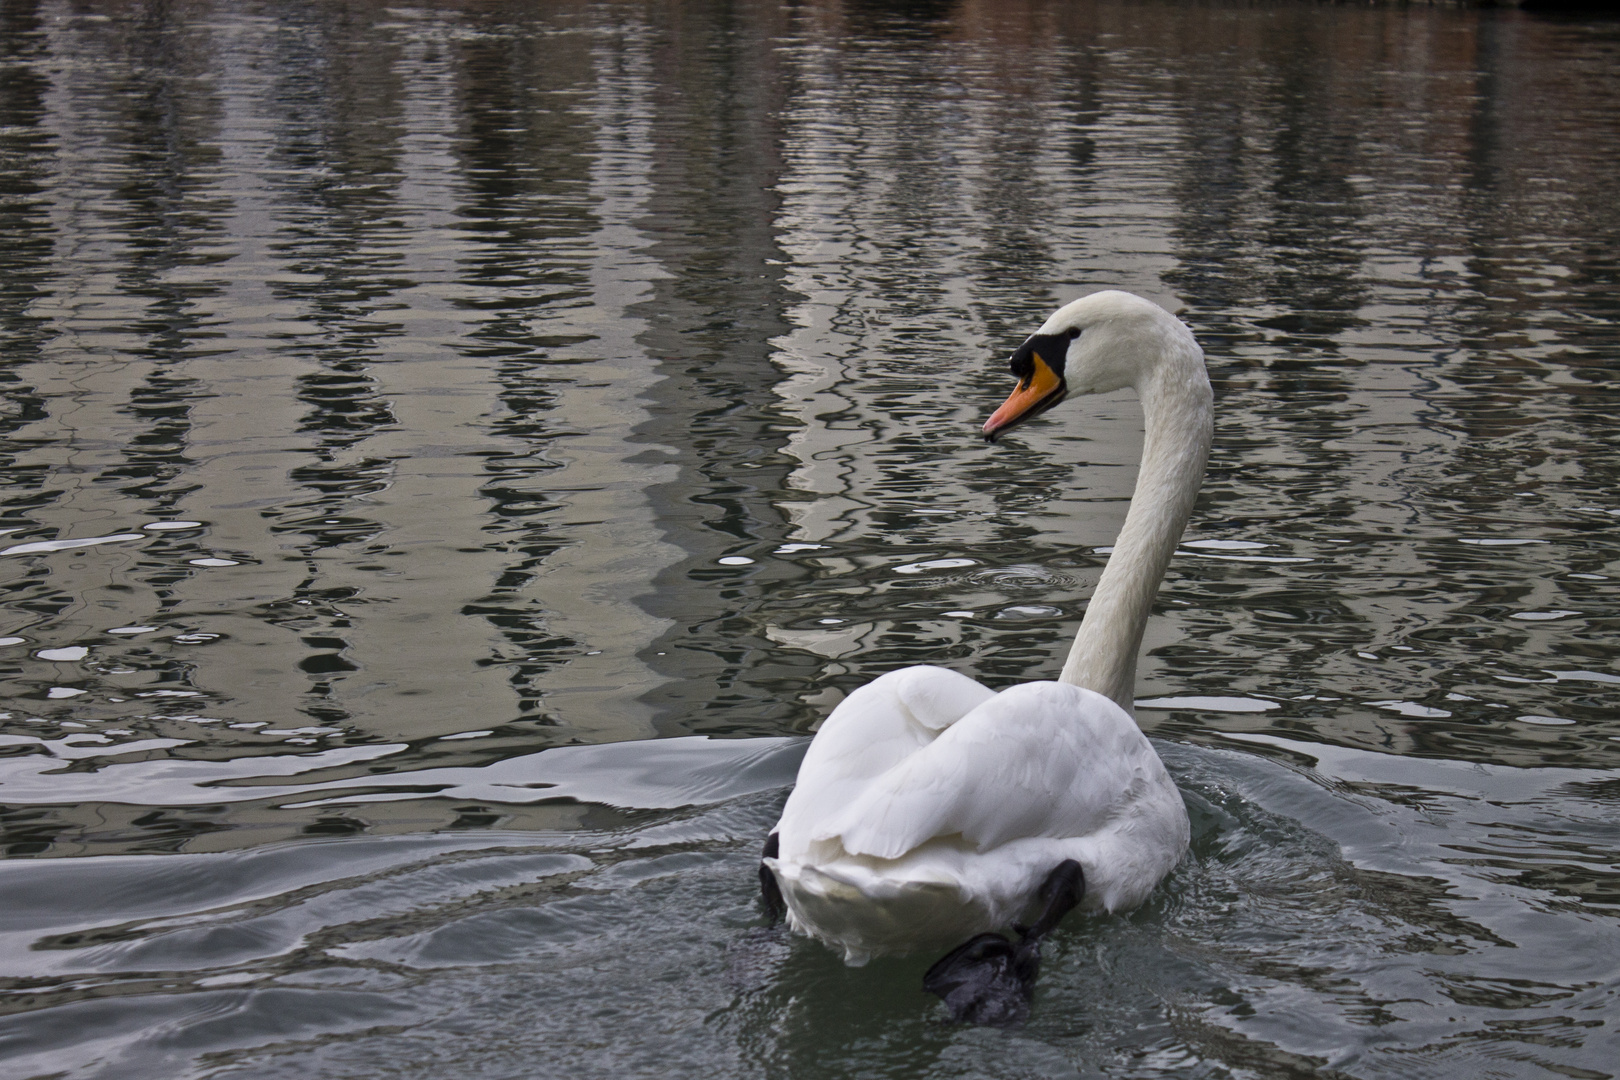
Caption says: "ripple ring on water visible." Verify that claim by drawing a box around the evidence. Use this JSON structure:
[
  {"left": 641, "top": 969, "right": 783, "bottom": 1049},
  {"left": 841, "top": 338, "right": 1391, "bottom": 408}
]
[{"left": 966, "top": 564, "right": 1079, "bottom": 590}]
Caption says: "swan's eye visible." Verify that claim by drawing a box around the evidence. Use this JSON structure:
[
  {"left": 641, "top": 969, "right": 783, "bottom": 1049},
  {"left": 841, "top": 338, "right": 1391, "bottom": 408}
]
[
  {"left": 1008, "top": 341, "right": 1036, "bottom": 379},
  {"left": 1068, "top": 327, "right": 1081, "bottom": 339}
]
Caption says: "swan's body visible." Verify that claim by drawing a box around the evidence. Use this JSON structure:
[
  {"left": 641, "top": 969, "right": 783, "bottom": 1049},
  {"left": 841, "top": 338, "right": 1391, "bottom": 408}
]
[
  {"left": 763, "top": 290, "right": 1213, "bottom": 975},
  {"left": 768, "top": 667, "right": 1187, "bottom": 964}
]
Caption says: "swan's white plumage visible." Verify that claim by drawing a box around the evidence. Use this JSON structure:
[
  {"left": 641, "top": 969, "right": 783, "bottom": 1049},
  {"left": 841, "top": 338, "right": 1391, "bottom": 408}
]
[
  {"left": 765, "top": 290, "right": 1208, "bottom": 965},
  {"left": 768, "top": 670, "right": 1189, "bottom": 964}
]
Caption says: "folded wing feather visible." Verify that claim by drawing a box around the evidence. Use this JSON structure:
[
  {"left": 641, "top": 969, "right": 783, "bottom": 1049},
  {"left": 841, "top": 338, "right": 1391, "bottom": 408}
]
[
  {"left": 830, "top": 681, "right": 1154, "bottom": 861},
  {"left": 776, "top": 666, "right": 995, "bottom": 853}
]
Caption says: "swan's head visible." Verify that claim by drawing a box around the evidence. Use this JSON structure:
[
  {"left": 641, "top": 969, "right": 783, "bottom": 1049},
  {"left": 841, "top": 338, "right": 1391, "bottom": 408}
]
[{"left": 983, "top": 290, "right": 1195, "bottom": 442}]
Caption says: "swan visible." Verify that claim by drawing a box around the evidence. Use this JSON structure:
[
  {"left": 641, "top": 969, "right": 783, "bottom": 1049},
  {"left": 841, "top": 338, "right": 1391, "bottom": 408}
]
[{"left": 758, "top": 290, "right": 1212, "bottom": 1024}]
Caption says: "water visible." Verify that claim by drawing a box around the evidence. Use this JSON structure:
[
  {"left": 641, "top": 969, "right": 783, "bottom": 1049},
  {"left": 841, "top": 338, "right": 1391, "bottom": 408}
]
[{"left": 2, "top": 0, "right": 1618, "bottom": 1076}]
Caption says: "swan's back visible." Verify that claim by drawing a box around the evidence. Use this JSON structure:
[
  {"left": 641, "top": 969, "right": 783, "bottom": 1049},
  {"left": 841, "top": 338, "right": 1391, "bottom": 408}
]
[{"left": 768, "top": 665, "right": 1188, "bottom": 962}]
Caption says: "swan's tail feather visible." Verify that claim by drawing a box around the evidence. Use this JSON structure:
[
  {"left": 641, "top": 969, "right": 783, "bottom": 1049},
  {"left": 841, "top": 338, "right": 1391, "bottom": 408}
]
[{"left": 770, "top": 860, "right": 993, "bottom": 963}]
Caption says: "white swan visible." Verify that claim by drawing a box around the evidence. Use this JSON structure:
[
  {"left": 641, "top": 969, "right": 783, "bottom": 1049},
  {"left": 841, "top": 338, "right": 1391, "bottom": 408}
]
[{"left": 760, "top": 290, "right": 1212, "bottom": 1020}]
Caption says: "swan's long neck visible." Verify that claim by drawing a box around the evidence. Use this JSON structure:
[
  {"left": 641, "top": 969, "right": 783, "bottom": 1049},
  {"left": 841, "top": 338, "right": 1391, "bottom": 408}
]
[{"left": 1058, "top": 350, "right": 1212, "bottom": 714}]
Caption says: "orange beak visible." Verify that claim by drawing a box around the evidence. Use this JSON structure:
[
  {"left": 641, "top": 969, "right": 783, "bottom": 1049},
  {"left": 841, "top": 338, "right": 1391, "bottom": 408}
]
[{"left": 983, "top": 353, "right": 1066, "bottom": 442}]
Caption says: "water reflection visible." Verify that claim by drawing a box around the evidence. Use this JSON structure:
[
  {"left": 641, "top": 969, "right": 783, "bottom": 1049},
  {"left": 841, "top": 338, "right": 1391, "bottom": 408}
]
[{"left": 0, "top": 0, "right": 1618, "bottom": 1076}]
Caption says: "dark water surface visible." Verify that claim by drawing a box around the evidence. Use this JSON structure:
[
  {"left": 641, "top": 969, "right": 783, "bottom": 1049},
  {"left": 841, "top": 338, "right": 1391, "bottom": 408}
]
[{"left": 2, "top": 1, "right": 1619, "bottom": 1076}]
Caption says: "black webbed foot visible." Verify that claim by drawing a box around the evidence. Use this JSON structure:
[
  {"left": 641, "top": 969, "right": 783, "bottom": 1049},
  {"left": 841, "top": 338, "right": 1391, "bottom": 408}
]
[
  {"left": 1025, "top": 858, "right": 1085, "bottom": 938},
  {"left": 759, "top": 832, "right": 785, "bottom": 923},
  {"left": 922, "top": 932, "right": 1039, "bottom": 1026},
  {"left": 922, "top": 860, "right": 1086, "bottom": 1026}
]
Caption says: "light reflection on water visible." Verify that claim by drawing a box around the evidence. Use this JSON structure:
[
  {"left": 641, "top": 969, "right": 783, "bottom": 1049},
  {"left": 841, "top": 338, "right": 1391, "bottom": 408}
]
[{"left": 1, "top": 0, "right": 1618, "bottom": 1076}]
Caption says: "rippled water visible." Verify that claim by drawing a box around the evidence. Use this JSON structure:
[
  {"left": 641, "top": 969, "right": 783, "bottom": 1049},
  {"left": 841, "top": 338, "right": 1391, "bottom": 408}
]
[{"left": 2, "top": 1, "right": 1618, "bottom": 1076}]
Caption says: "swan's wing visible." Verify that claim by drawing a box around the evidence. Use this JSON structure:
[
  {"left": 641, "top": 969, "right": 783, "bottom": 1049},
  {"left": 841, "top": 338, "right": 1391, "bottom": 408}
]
[
  {"left": 823, "top": 681, "right": 1162, "bottom": 861},
  {"left": 887, "top": 665, "right": 998, "bottom": 733},
  {"left": 775, "top": 666, "right": 994, "bottom": 849}
]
